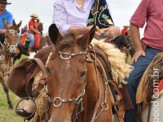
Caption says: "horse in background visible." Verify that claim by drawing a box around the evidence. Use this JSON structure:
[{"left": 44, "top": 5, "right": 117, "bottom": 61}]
[
  {"left": 37, "top": 22, "right": 43, "bottom": 36},
  {"left": 104, "top": 33, "right": 134, "bottom": 64},
  {"left": 0, "top": 20, "right": 21, "bottom": 108},
  {"left": 13, "top": 19, "right": 22, "bottom": 34},
  {"left": 38, "top": 34, "right": 52, "bottom": 50},
  {"left": 14, "top": 22, "right": 52, "bottom": 63}
]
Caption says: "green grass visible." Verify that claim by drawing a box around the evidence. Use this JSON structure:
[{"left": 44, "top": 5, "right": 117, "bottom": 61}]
[
  {"left": 0, "top": 55, "right": 28, "bottom": 122},
  {"left": 0, "top": 85, "right": 24, "bottom": 122}
]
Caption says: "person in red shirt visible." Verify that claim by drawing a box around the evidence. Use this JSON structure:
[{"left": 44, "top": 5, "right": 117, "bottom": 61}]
[
  {"left": 125, "top": 0, "right": 163, "bottom": 121},
  {"left": 120, "top": 25, "right": 129, "bottom": 35},
  {"left": 19, "top": 13, "right": 41, "bottom": 55}
]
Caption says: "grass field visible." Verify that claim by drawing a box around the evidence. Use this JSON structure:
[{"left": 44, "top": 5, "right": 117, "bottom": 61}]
[
  {"left": 0, "top": 85, "right": 23, "bottom": 122},
  {"left": 0, "top": 55, "right": 28, "bottom": 122}
]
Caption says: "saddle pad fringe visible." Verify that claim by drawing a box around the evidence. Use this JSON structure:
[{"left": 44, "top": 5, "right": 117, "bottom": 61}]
[{"left": 91, "top": 39, "right": 133, "bottom": 87}]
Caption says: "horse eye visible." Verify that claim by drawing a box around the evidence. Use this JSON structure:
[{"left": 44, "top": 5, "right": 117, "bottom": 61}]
[
  {"left": 46, "top": 67, "right": 51, "bottom": 75},
  {"left": 80, "top": 71, "right": 87, "bottom": 78}
]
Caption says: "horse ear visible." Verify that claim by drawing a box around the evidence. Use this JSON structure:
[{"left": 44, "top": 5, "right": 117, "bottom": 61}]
[
  {"left": 13, "top": 20, "right": 22, "bottom": 31},
  {"left": 48, "top": 24, "right": 62, "bottom": 45},
  {"left": 13, "top": 19, "right": 16, "bottom": 26},
  {"left": 3, "top": 20, "right": 10, "bottom": 30},
  {"left": 77, "top": 25, "right": 96, "bottom": 49}
]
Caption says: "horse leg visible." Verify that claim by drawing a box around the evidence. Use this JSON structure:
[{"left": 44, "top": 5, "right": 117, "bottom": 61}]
[{"left": 0, "top": 77, "right": 13, "bottom": 109}]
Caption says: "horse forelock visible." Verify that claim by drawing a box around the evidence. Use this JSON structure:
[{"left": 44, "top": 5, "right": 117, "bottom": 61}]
[{"left": 56, "top": 33, "right": 78, "bottom": 51}]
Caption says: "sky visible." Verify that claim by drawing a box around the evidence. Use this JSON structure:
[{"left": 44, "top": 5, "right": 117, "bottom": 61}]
[{"left": 7, "top": 0, "right": 142, "bottom": 35}]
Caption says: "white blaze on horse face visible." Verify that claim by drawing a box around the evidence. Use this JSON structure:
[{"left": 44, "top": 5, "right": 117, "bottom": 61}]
[{"left": 65, "top": 60, "right": 70, "bottom": 70}]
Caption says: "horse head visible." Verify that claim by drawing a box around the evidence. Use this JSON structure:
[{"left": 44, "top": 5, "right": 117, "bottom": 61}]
[
  {"left": 3, "top": 20, "right": 21, "bottom": 57},
  {"left": 13, "top": 19, "right": 22, "bottom": 33},
  {"left": 38, "top": 22, "right": 43, "bottom": 34},
  {"left": 46, "top": 24, "right": 95, "bottom": 122},
  {"left": 112, "top": 33, "right": 134, "bottom": 56}
]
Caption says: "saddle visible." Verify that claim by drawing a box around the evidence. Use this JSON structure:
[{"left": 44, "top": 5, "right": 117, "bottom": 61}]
[
  {"left": 89, "top": 45, "right": 133, "bottom": 111},
  {"left": 136, "top": 52, "right": 163, "bottom": 108},
  {"left": 7, "top": 45, "right": 54, "bottom": 98}
]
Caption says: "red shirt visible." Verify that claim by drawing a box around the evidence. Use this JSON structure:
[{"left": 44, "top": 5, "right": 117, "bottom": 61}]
[
  {"left": 27, "top": 19, "right": 38, "bottom": 34},
  {"left": 130, "top": 0, "right": 163, "bottom": 50}
]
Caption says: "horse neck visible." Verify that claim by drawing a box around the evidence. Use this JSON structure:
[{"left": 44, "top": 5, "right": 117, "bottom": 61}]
[
  {"left": 82, "top": 56, "right": 108, "bottom": 121},
  {"left": 82, "top": 62, "right": 100, "bottom": 121},
  {"left": 82, "top": 54, "right": 112, "bottom": 122}
]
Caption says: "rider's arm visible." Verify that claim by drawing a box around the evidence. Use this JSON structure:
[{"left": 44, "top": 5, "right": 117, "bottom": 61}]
[
  {"left": 29, "top": 25, "right": 39, "bottom": 34},
  {"left": 130, "top": 23, "right": 145, "bottom": 64},
  {"left": 0, "top": 29, "right": 5, "bottom": 34}
]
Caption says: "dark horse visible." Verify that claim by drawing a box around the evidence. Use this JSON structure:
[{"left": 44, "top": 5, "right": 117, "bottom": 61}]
[
  {"left": 28, "top": 24, "right": 126, "bottom": 122},
  {"left": 105, "top": 33, "right": 134, "bottom": 57},
  {"left": 0, "top": 20, "right": 21, "bottom": 108}
]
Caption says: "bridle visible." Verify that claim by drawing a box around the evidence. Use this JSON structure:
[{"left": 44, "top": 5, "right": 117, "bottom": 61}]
[
  {"left": 1, "top": 29, "right": 18, "bottom": 55},
  {"left": 0, "top": 29, "right": 18, "bottom": 76},
  {"left": 45, "top": 49, "right": 90, "bottom": 121}
]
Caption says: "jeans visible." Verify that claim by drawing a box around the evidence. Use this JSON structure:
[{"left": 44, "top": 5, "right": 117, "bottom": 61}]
[
  {"left": 124, "top": 47, "right": 163, "bottom": 122},
  {"left": 26, "top": 33, "right": 35, "bottom": 48}
]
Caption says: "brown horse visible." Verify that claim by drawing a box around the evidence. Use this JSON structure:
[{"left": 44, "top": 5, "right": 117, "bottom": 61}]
[
  {"left": 32, "top": 24, "right": 122, "bottom": 122},
  {"left": 37, "top": 22, "right": 43, "bottom": 35},
  {"left": 38, "top": 35, "right": 52, "bottom": 50},
  {"left": 0, "top": 20, "right": 21, "bottom": 108}
]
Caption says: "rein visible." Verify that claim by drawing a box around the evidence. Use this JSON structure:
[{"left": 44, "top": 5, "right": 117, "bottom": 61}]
[{"left": 89, "top": 51, "right": 110, "bottom": 121}]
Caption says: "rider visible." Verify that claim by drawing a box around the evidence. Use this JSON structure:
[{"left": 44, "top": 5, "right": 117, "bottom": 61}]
[
  {"left": 0, "top": 0, "right": 13, "bottom": 42},
  {"left": 125, "top": 0, "right": 163, "bottom": 121},
  {"left": 19, "top": 13, "right": 41, "bottom": 55},
  {"left": 120, "top": 25, "right": 130, "bottom": 35},
  {"left": 53, "top": 0, "right": 120, "bottom": 39}
]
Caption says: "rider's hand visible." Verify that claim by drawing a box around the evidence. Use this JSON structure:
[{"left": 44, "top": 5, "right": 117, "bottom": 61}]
[
  {"left": 104, "top": 26, "right": 120, "bottom": 39},
  {"left": 131, "top": 49, "right": 146, "bottom": 64},
  {"left": 86, "top": 26, "right": 101, "bottom": 39},
  {"left": 36, "top": 31, "right": 41, "bottom": 34},
  {"left": 0, "top": 29, "right": 5, "bottom": 34}
]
